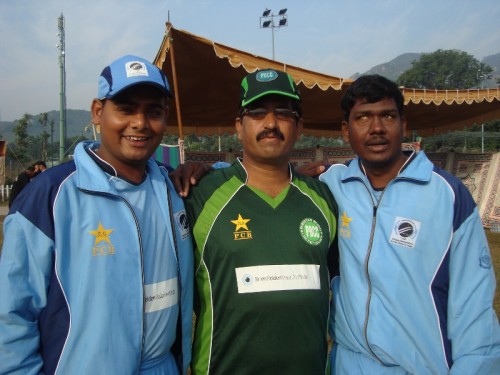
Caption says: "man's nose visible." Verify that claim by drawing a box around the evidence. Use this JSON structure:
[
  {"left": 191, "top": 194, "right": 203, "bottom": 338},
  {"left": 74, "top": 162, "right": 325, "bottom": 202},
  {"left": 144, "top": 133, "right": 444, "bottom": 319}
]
[
  {"left": 131, "top": 112, "right": 148, "bottom": 128},
  {"left": 368, "top": 116, "right": 385, "bottom": 133},
  {"left": 263, "top": 110, "right": 278, "bottom": 127}
]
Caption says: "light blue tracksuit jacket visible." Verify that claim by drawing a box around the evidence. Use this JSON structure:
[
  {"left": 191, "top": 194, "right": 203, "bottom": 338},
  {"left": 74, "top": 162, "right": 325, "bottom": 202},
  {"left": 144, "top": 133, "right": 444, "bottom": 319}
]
[
  {"left": 0, "top": 141, "right": 193, "bottom": 375},
  {"left": 320, "top": 151, "right": 500, "bottom": 374}
]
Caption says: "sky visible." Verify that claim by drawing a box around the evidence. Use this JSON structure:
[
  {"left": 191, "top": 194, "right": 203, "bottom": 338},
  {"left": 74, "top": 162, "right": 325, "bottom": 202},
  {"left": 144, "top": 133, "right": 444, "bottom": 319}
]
[{"left": 1, "top": 0, "right": 499, "bottom": 122}]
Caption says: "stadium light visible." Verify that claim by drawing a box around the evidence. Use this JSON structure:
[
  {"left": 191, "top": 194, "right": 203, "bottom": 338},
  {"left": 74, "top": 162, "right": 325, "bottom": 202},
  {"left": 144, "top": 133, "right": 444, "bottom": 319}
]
[{"left": 259, "top": 8, "right": 289, "bottom": 60}]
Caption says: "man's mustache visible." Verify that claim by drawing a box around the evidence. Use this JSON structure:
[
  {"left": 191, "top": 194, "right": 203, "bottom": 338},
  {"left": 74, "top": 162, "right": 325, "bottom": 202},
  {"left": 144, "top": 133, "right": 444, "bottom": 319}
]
[{"left": 256, "top": 129, "right": 285, "bottom": 141}]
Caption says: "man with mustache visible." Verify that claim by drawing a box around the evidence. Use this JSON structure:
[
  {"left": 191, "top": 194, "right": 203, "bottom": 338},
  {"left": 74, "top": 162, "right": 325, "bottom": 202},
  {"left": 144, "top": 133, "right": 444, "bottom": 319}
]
[
  {"left": 184, "top": 69, "right": 339, "bottom": 375},
  {"left": 319, "top": 74, "right": 500, "bottom": 374}
]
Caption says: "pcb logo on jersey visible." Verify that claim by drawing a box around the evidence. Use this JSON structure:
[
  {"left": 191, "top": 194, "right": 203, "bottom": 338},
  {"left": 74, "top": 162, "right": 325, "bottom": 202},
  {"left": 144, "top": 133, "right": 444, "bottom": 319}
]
[
  {"left": 89, "top": 222, "right": 115, "bottom": 256},
  {"left": 231, "top": 213, "right": 253, "bottom": 240},
  {"left": 300, "top": 218, "right": 323, "bottom": 246}
]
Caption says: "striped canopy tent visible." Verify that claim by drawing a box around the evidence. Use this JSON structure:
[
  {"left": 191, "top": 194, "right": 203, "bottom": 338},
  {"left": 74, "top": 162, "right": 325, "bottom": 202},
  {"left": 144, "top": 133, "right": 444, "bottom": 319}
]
[{"left": 154, "top": 23, "right": 500, "bottom": 139}]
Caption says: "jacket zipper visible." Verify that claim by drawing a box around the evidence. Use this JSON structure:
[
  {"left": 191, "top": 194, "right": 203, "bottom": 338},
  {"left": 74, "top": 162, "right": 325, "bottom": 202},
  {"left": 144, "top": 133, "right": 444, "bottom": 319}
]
[
  {"left": 80, "top": 188, "right": 145, "bottom": 373},
  {"left": 359, "top": 181, "right": 388, "bottom": 366}
]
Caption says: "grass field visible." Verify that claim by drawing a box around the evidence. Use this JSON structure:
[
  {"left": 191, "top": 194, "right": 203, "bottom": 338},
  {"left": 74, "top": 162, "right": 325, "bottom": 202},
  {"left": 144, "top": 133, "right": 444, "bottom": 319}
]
[{"left": 0, "top": 216, "right": 499, "bottom": 314}]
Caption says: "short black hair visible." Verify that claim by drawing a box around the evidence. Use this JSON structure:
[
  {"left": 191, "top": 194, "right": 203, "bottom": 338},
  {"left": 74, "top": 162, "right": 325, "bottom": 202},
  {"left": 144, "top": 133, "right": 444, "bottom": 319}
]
[
  {"left": 341, "top": 74, "right": 404, "bottom": 121},
  {"left": 34, "top": 160, "right": 47, "bottom": 168}
]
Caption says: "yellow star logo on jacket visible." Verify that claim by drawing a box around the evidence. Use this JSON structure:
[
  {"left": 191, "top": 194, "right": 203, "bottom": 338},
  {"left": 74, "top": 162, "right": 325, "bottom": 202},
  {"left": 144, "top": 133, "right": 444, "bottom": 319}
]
[
  {"left": 339, "top": 211, "right": 352, "bottom": 239},
  {"left": 89, "top": 222, "right": 115, "bottom": 255},
  {"left": 89, "top": 222, "right": 114, "bottom": 244},
  {"left": 341, "top": 211, "right": 353, "bottom": 228}
]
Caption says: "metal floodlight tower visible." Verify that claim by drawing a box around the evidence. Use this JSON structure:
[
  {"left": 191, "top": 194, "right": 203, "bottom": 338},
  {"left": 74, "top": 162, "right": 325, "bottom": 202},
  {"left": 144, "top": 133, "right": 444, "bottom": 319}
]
[
  {"left": 57, "top": 13, "right": 67, "bottom": 162},
  {"left": 260, "top": 8, "right": 288, "bottom": 60}
]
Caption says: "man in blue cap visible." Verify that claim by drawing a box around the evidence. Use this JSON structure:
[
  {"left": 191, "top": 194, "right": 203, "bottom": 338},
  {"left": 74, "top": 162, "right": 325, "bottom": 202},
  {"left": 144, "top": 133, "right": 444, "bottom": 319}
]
[{"left": 0, "top": 55, "right": 193, "bottom": 375}]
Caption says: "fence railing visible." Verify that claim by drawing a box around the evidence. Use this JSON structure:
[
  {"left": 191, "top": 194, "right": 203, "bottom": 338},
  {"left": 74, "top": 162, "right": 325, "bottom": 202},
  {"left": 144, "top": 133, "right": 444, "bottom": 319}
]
[
  {"left": 491, "top": 221, "right": 500, "bottom": 233},
  {"left": 0, "top": 185, "right": 12, "bottom": 202}
]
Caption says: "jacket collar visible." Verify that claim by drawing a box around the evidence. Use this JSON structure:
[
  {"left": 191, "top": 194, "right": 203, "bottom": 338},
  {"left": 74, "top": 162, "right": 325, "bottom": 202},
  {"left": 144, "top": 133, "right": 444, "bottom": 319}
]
[
  {"left": 73, "top": 141, "right": 164, "bottom": 193},
  {"left": 342, "top": 150, "right": 434, "bottom": 185}
]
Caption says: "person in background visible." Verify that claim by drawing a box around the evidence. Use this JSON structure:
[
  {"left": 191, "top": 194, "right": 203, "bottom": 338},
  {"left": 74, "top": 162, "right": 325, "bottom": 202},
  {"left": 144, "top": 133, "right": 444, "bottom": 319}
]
[
  {"left": 182, "top": 69, "right": 339, "bottom": 375},
  {"left": 0, "top": 55, "right": 193, "bottom": 375},
  {"left": 8, "top": 164, "right": 35, "bottom": 208},
  {"left": 318, "top": 74, "right": 500, "bottom": 374},
  {"left": 33, "top": 160, "right": 47, "bottom": 177}
]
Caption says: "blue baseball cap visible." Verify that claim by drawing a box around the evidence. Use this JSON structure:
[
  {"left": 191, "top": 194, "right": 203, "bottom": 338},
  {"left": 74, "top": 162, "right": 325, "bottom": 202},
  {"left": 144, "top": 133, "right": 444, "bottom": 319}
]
[{"left": 97, "top": 55, "right": 173, "bottom": 99}]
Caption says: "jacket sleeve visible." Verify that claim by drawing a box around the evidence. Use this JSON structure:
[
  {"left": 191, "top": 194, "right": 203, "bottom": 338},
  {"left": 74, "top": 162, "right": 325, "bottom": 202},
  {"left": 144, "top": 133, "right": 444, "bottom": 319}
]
[
  {"left": 448, "top": 207, "right": 500, "bottom": 374},
  {"left": 0, "top": 213, "right": 53, "bottom": 375},
  {"left": 165, "top": 179, "right": 194, "bottom": 375}
]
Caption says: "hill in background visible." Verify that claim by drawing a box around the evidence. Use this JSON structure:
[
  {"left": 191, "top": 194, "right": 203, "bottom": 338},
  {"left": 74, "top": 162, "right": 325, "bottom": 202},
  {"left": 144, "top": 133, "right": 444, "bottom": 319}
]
[
  {"left": 351, "top": 53, "right": 422, "bottom": 81},
  {"left": 0, "top": 109, "right": 92, "bottom": 143},
  {"left": 482, "top": 52, "right": 500, "bottom": 87},
  {"left": 353, "top": 51, "right": 500, "bottom": 85}
]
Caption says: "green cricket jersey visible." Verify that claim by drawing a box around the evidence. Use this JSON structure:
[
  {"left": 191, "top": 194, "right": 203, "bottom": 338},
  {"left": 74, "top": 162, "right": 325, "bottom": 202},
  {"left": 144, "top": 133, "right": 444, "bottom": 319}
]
[{"left": 186, "top": 159, "right": 339, "bottom": 375}]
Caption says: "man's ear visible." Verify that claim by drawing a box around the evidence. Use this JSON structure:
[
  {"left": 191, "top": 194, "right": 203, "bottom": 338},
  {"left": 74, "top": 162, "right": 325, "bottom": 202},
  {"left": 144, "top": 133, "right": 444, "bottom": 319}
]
[
  {"left": 296, "top": 117, "right": 304, "bottom": 142},
  {"left": 401, "top": 116, "right": 407, "bottom": 138},
  {"left": 341, "top": 121, "right": 349, "bottom": 143},
  {"left": 235, "top": 117, "right": 243, "bottom": 141},
  {"left": 91, "top": 99, "right": 104, "bottom": 125}
]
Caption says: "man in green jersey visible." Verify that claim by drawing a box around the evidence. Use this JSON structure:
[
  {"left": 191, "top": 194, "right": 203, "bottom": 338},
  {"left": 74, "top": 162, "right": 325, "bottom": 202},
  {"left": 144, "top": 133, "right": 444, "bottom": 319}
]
[{"left": 182, "top": 69, "right": 339, "bottom": 375}]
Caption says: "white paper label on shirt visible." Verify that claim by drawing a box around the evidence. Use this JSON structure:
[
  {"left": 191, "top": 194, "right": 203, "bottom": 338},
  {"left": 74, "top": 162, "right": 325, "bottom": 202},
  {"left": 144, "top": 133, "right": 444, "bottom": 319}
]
[
  {"left": 389, "top": 216, "right": 421, "bottom": 249},
  {"left": 144, "top": 278, "right": 178, "bottom": 313},
  {"left": 235, "top": 264, "right": 321, "bottom": 294}
]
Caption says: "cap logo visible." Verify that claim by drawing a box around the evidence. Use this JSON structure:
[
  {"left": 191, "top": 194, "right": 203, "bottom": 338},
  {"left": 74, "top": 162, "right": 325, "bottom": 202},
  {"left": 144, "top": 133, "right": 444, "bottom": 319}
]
[
  {"left": 256, "top": 70, "right": 278, "bottom": 82},
  {"left": 125, "top": 61, "right": 149, "bottom": 78}
]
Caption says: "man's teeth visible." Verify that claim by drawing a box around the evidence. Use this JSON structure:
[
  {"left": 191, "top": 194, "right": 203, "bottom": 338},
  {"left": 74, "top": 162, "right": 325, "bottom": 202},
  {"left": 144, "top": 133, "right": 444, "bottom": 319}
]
[{"left": 128, "top": 136, "right": 147, "bottom": 141}]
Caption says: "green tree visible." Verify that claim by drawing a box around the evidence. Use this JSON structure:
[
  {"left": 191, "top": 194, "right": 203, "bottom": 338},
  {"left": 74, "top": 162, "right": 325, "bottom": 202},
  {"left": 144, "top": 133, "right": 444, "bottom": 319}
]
[
  {"left": 397, "top": 49, "right": 493, "bottom": 90},
  {"left": 421, "top": 120, "right": 500, "bottom": 152},
  {"left": 12, "top": 113, "right": 32, "bottom": 163}
]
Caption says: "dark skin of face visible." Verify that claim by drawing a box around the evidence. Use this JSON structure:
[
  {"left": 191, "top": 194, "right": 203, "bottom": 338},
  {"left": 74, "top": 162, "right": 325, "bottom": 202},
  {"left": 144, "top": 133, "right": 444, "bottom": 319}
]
[
  {"left": 91, "top": 85, "right": 169, "bottom": 184},
  {"left": 169, "top": 96, "right": 304, "bottom": 198},
  {"left": 235, "top": 95, "right": 303, "bottom": 197},
  {"left": 235, "top": 96, "right": 302, "bottom": 168},
  {"left": 342, "top": 97, "right": 407, "bottom": 189}
]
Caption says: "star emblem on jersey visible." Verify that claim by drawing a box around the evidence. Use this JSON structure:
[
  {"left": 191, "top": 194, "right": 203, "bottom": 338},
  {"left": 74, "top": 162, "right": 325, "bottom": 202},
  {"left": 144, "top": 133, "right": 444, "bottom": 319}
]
[
  {"left": 339, "top": 211, "right": 352, "bottom": 239},
  {"left": 89, "top": 222, "right": 116, "bottom": 256},
  {"left": 231, "top": 213, "right": 253, "bottom": 240},
  {"left": 341, "top": 211, "right": 352, "bottom": 227}
]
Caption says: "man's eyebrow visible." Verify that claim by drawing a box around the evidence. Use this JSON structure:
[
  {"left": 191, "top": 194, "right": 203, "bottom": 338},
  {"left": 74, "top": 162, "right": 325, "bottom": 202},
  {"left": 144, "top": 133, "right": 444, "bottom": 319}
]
[{"left": 354, "top": 108, "right": 398, "bottom": 114}]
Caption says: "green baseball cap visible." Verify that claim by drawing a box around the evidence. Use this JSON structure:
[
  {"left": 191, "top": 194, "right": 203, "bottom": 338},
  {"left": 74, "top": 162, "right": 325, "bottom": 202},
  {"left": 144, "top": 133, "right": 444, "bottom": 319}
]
[{"left": 239, "top": 69, "right": 301, "bottom": 108}]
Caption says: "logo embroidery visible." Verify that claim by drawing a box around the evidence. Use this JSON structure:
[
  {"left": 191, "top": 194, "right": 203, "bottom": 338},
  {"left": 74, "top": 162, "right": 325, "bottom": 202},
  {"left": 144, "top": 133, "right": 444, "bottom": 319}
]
[
  {"left": 231, "top": 214, "right": 253, "bottom": 240},
  {"left": 339, "top": 211, "right": 352, "bottom": 239},
  {"left": 125, "top": 61, "right": 149, "bottom": 78},
  {"left": 89, "top": 222, "right": 115, "bottom": 256},
  {"left": 479, "top": 247, "right": 492, "bottom": 269},
  {"left": 175, "top": 210, "right": 190, "bottom": 240},
  {"left": 389, "top": 217, "right": 421, "bottom": 248},
  {"left": 256, "top": 70, "right": 278, "bottom": 82},
  {"left": 299, "top": 218, "right": 323, "bottom": 245}
]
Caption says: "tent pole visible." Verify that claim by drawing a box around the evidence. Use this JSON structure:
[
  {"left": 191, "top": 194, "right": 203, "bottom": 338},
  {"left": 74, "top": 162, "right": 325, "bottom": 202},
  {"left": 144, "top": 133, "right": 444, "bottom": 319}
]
[{"left": 167, "top": 26, "right": 185, "bottom": 164}]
